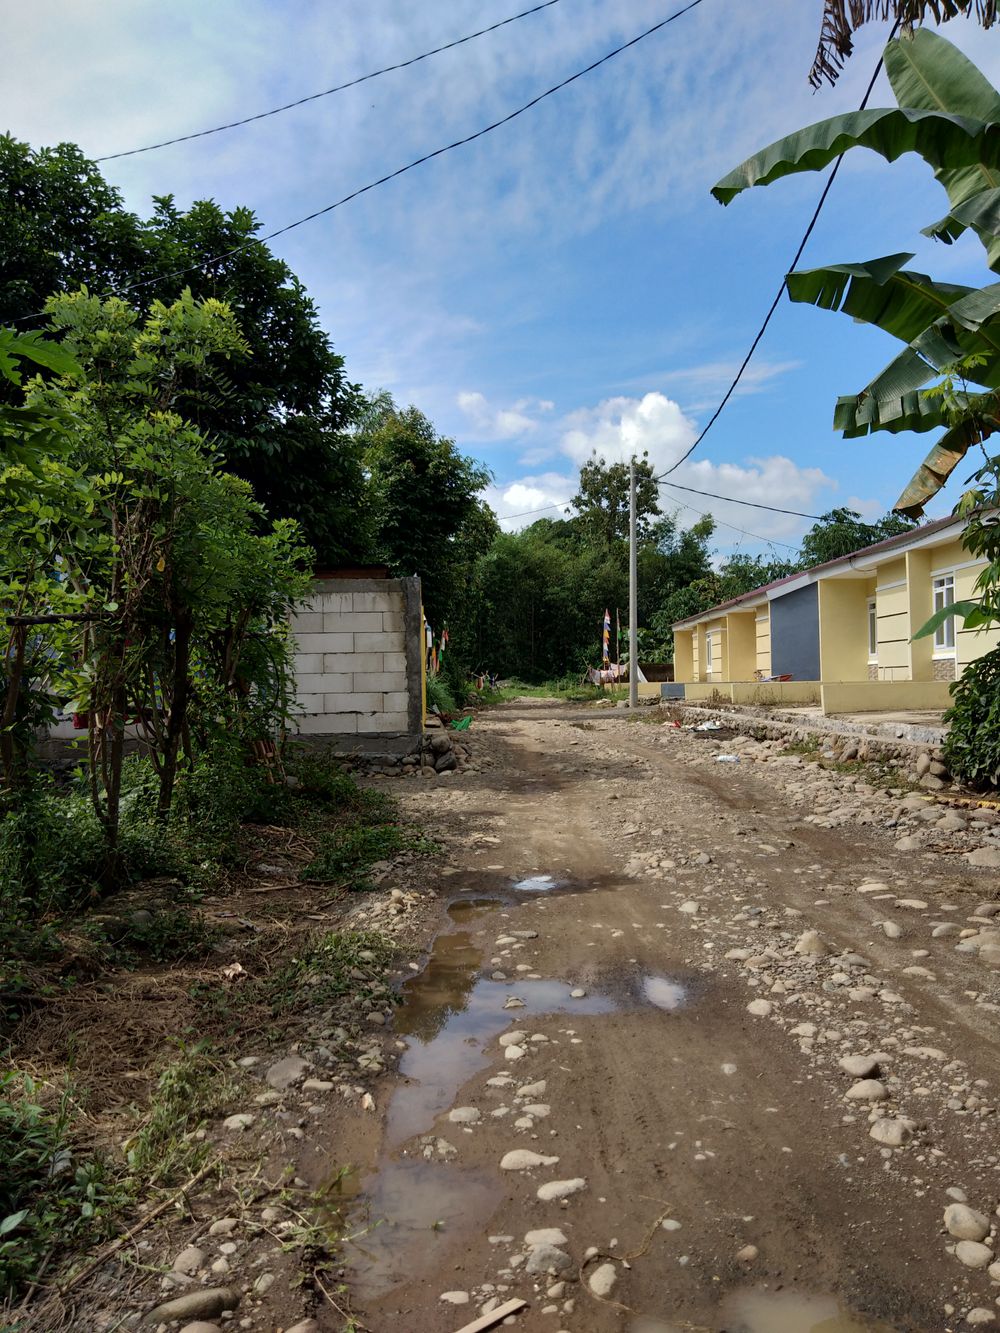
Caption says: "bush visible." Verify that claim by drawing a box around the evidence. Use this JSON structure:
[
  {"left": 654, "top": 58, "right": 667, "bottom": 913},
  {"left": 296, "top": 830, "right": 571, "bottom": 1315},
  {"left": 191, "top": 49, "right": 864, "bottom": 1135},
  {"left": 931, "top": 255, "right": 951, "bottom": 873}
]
[
  {"left": 304, "top": 822, "right": 436, "bottom": 890},
  {"left": 0, "top": 1071, "right": 118, "bottom": 1300},
  {"left": 426, "top": 674, "right": 458, "bottom": 716},
  {"left": 944, "top": 646, "right": 1000, "bottom": 788},
  {"left": 291, "top": 751, "right": 393, "bottom": 823}
]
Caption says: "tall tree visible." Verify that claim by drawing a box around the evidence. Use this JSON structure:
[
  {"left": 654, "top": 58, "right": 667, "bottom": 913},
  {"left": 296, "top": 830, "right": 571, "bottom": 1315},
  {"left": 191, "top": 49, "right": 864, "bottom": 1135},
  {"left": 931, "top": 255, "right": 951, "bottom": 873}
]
[
  {"left": 811, "top": 2, "right": 1000, "bottom": 88},
  {"left": 799, "top": 507, "right": 916, "bottom": 565},
  {"left": 572, "top": 453, "right": 660, "bottom": 550}
]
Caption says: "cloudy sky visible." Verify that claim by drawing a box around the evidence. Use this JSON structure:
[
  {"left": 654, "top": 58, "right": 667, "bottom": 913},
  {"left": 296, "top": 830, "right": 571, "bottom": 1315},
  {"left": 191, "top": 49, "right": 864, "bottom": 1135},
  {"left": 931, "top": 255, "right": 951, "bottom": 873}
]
[{"left": 7, "top": 1, "right": 1000, "bottom": 556}]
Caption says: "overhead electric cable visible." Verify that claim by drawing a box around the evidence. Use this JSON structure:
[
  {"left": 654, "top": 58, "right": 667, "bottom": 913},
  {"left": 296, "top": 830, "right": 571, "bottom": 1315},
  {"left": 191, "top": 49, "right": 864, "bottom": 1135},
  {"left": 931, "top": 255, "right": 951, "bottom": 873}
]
[
  {"left": 95, "top": 0, "right": 567, "bottom": 161},
  {"left": 658, "top": 479, "right": 821, "bottom": 519},
  {"left": 656, "top": 21, "right": 899, "bottom": 481},
  {"left": 91, "top": 0, "right": 705, "bottom": 306}
]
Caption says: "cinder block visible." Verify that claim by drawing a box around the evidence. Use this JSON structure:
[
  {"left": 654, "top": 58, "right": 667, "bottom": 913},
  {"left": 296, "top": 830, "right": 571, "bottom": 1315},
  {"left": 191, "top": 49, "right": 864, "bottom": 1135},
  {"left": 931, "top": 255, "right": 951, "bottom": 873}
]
[
  {"left": 292, "top": 693, "right": 323, "bottom": 713},
  {"left": 355, "top": 631, "right": 404, "bottom": 653},
  {"left": 382, "top": 651, "right": 407, "bottom": 673},
  {"left": 293, "top": 633, "right": 332, "bottom": 654},
  {"left": 293, "top": 712, "right": 358, "bottom": 735},
  {"left": 317, "top": 592, "right": 353, "bottom": 615},
  {"left": 329, "top": 692, "right": 385, "bottom": 713},
  {"left": 370, "top": 711, "right": 408, "bottom": 733},
  {"left": 322, "top": 652, "right": 384, "bottom": 674},
  {"left": 293, "top": 596, "right": 321, "bottom": 615},
  {"left": 381, "top": 612, "right": 403, "bottom": 633},
  {"left": 334, "top": 612, "right": 383, "bottom": 633},
  {"left": 318, "top": 628, "right": 355, "bottom": 650},
  {"left": 294, "top": 653, "right": 322, "bottom": 674},
  {"left": 290, "top": 611, "right": 322, "bottom": 632},
  {"left": 319, "top": 673, "right": 353, "bottom": 694},
  {"left": 357, "top": 712, "right": 400, "bottom": 734},
  {"left": 359, "top": 672, "right": 407, "bottom": 693},
  {"left": 352, "top": 591, "right": 391, "bottom": 613},
  {"left": 295, "top": 674, "right": 328, "bottom": 695},
  {"left": 382, "top": 691, "right": 410, "bottom": 713}
]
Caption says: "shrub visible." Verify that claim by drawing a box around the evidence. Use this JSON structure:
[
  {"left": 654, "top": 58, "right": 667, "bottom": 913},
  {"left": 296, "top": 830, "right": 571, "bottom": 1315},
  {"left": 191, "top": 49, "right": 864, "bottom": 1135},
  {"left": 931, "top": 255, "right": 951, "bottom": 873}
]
[
  {"left": 304, "top": 822, "right": 436, "bottom": 890},
  {"left": 426, "top": 674, "right": 458, "bottom": 716},
  {"left": 944, "top": 646, "right": 1000, "bottom": 788}
]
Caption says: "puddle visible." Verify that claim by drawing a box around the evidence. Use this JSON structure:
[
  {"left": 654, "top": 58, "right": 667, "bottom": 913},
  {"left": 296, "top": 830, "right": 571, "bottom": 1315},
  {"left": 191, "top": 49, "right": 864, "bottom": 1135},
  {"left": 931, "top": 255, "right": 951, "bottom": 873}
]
[
  {"left": 642, "top": 975, "right": 687, "bottom": 1010},
  {"left": 513, "top": 872, "right": 561, "bottom": 892},
  {"left": 717, "top": 1287, "right": 898, "bottom": 1332}
]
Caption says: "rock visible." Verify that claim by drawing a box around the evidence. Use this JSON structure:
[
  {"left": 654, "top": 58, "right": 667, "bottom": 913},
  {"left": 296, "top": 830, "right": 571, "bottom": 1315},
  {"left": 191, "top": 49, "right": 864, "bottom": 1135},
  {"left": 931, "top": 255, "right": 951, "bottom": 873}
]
[
  {"left": 794, "top": 930, "right": 827, "bottom": 956},
  {"left": 570, "top": 988, "right": 587, "bottom": 998},
  {"left": 430, "top": 733, "right": 452, "bottom": 754},
  {"left": 500, "top": 1149, "right": 559, "bottom": 1170},
  {"left": 439, "top": 1291, "right": 470, "bottom": 1304},
  {"left": 435, "top": 751, "right": 458, "bottom": 773},
  {"left": 932, "top": 923, "right": 962, "bottom": 938},
  {"left": 869, "top": 1118, "right": 912, "bottom": 1147},
  {"left": 839, "top": 1055, "right": 880, "bottom": 1078},
  {"left": 265, "top": 1055, "right": 309, "bottom": 1090},
  {"left": 517, "top": 1080, "right": 547, "bottom": 1097},
  {"left": 253, "top": 1272, "right": 274, "bottom": 1295},
  {"left": 746, "top": 999, "right": 772, "bottom": 1017},
  {"left": 679, "top": 901, "right": 700, "bottom": 915},
  {"left": 364, "top": 1012, "right": 386, "bottom": 1028},
  {"left": 966, "top": 847, "right": 1000, "bottom": 869},
  {"left": 882, "top": 921, "right": 903, "bottom": 939},
  {"left": 736, "top": 1244, "right": 759, "bottom": 1262},
  {"left": 588, "top": 1262, "right": 618, "bottom": 1297},
  {"left": 172, "top": 1246, "right": 205, "bottom": 1274},
  {"left": 966, "top": 1310, "right": 996, "bottom": 1326},
  {"left": 895, "top": 835, "right": 926, "bottom": 850},
  {"left": 448, "top": 1107, "right": 481, "bottom": 1124},
  {"left": 178, "top": 1325, "right": 222, "bottom": 1333},
  {"left": 222, "top": 1114, "right": 254, "bottom": 1132},
  {"left": 525, "top": 1228, "right": 568, "bottom": 1247},
  {"left": 919, "top": 774, "right": 945, "bottom": 791},
  {"left": 499, "top": 1031, "right": 527, "bottom": 1047},
  {"left": 504, "top": 1045, "right": 527, "bottom": 1061},
  {"left": 284, "top": 1322, "right": 320, "bottom": 1333},
  {"left": 845, "top": 1079, "right": 888, "bottom": 1102},
  {"left": 525, "top": 1244, "right": 573, "bottom": 1274},
  {"left": 537, "top": 1177, "right": 587, "bottom": 1202},
  {"left": 945, "top": 1204, "right": 991, "bottom": 1242},
  {"left": 895, "top": 898, "right": 928, "bottom": 910},
  {"left": 916, "top": 753, "right": 932, "bottom": 777},
  {"left": 662, "top": 1219, "right": 682, "bottom": 1231},
  {"left": 207, "top": 1218, "right": 238, "bottom": 1236},
  {"left": 957, "top": 1241, "right": 995, "bottom": 1269},
  {"left": 141, "top": 1289, "right": 240, "bottom": 1325}
]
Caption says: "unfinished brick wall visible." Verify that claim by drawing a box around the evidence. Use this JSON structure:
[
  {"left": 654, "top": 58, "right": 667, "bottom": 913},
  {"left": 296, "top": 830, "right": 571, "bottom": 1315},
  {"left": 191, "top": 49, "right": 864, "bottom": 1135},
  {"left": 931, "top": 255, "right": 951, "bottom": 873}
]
[{"left": 289, "top": 576, "right": 423, "bottom": 737}]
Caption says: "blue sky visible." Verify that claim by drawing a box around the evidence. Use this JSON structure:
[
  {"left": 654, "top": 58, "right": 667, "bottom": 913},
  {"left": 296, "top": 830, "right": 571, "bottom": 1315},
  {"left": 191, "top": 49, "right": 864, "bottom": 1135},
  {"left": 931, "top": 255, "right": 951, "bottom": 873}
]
[{"left": 7, "top": 1, "right": 1000, "bottom": 558}]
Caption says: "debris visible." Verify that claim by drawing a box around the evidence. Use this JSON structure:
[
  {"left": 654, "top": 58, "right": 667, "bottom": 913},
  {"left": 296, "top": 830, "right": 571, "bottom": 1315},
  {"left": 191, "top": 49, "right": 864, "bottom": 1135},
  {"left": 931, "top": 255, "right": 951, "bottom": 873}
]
[{"left": 451, "top": 1298, "right": 528, "bottom": 1333}]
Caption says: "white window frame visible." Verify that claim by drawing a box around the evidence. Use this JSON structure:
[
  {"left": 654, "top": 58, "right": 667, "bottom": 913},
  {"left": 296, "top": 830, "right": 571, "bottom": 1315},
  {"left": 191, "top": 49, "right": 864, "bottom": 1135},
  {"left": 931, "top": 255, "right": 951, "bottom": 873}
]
[
  {"left": 704, "top": 630, "right": 715, "bottom": 679},
  {"left": 933, "top": 573, "right": 956, "bottom": 654},
  {"left": 867, "top": 598, "right": 877, "bottom": 661}
]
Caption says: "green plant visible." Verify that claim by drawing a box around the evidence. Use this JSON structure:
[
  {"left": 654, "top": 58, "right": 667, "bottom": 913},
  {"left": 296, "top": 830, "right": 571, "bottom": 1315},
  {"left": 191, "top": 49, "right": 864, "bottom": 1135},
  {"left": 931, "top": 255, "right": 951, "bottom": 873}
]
[
  {"left": 257, "top": 929, "right": 397, "bottom": 1017},
  {"left": 85, "top": 907, "right": 221, "bottom": 966},
  {"left": 426, "top": 674, "right": 458, "bottom": 716},
  {"left": 304, "top": 822, "right": 436, "bottom": 891},
  {"left": 944, "top": 645, "right": 1000, "bottom": 787},
  {"left": 123, "top": 1043, "right": 232, "bottom": 1187},
  {"left": 291, "top": 751, "right": 393, "bottom": 823},
  {"left": 0, "top": 1071, "right": 119, "bottom": 1300}
]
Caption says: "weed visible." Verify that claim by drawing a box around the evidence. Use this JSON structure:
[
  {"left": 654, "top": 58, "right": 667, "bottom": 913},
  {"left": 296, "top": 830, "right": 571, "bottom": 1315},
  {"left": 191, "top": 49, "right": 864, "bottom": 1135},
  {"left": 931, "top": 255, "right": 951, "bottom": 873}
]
[
  {"left": 84, "top": 908, "right": 222, "bottom": 967},
  {"left": 257, "top": 929, "right": 398, "bottom": 1018},
  {"left": 122, "top": 1043, "right": 233, "bottom": 1188},
  {"left": 304, "top": 823, "right": 437, "bottom": 891}
]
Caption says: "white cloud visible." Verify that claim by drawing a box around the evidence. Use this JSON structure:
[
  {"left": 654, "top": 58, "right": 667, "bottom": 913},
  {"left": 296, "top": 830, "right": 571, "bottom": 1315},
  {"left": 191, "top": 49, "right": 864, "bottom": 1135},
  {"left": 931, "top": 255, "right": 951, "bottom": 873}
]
[
  {"left": 457, "top": 390, "right": 541, "bottom": 440},
  {"left": 483, "top": 473, "right": 577, "bottom": 530},
  {"left": 560, "top": 391, "right": 698, "bottom": 472}
]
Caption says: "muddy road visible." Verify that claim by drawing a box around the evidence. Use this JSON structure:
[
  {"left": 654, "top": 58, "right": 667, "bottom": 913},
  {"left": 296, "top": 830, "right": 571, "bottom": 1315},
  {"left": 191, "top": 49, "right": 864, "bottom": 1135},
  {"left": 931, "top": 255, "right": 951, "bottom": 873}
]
[{"left": 326, "top": 701, "right": 1000, "bottom": 1333}]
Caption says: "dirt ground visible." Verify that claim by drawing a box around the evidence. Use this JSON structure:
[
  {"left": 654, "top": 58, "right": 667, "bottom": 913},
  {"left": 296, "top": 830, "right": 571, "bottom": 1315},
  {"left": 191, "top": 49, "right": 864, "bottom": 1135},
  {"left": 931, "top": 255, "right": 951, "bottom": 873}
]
[{"left": 315, "top": 700, "right": 1000, "bottom": 1333}]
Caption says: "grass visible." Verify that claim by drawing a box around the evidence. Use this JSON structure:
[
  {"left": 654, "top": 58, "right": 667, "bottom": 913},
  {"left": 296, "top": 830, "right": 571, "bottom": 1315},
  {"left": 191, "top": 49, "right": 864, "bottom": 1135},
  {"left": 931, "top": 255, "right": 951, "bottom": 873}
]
[
  {"left": 477, "top": 675, "right": 606, "bottom": 704},
  {"left": 251, "top": 928, "right": 399, "bottom": 1019},
  {"left": 304, "top": 823, "right": 438, "bottom": 891}
]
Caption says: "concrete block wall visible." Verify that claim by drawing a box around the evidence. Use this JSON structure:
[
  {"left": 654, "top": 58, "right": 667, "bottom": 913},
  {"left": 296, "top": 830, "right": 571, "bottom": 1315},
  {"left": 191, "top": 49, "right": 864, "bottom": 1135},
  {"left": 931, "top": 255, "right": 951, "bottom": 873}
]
[{"left": 289, "top": 576, "right": 423, "bottom": 738}]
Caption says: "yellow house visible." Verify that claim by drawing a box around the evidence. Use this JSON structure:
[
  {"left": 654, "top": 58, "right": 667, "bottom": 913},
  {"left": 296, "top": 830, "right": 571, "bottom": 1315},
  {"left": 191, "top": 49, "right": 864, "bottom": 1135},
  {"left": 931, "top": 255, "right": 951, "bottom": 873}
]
[{"left": 669, "top": 514, "right": 998, "bottom": 713}]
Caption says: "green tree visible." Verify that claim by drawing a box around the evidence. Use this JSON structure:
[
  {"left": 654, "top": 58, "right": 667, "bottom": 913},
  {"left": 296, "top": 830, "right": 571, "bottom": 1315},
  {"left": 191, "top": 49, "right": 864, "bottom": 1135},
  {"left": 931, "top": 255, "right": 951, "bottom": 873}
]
[
  {"left": 799, "top": 507, "right": 916, "bottom": 565},
  {"left": 572, "top": 453, "right": 660, "bottom": 550},
  {"left": 0, "top": 138, "right": 365, "bottom": 561}
]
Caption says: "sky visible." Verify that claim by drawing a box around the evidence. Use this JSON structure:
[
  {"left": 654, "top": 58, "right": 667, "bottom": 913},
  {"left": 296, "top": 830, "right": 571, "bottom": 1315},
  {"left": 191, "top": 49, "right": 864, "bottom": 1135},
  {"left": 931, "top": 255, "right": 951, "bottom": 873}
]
[{"left": 6, "top": 1, "right": 1000, "bottom": 560}]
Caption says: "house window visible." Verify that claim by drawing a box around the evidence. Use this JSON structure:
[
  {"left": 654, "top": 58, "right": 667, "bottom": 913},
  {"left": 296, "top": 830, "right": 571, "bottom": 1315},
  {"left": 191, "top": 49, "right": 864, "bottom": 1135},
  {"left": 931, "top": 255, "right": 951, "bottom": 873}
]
[
  {"left": 867, "top": 598, "right": 877, "bottom": 660},
  {"left": 933, "top": 574, "right": 955, "bottom": 652},
  {"left": 705, "top": 631, "right": 715, "bottom": 678}
]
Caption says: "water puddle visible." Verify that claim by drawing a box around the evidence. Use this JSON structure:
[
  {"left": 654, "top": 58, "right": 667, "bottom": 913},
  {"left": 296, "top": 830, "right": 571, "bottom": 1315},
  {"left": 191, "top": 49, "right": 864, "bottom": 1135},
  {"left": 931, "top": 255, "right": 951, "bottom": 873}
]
[
  {"left": 717, "top": 1287, "right": 899, "bottom": 1332},
  {"left": 513, "top": 872, "right": 561, "bottom": 892},
  {"left": 642, "top": 975, "right": 687, "bottom": 1010}
]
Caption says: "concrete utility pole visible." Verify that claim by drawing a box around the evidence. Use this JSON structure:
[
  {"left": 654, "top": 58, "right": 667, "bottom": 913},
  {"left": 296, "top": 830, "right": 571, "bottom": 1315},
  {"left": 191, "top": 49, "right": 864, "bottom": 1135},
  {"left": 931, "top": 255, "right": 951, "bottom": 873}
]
[{"left": 629, "top": 457, "right": 638, "bottom": 709}]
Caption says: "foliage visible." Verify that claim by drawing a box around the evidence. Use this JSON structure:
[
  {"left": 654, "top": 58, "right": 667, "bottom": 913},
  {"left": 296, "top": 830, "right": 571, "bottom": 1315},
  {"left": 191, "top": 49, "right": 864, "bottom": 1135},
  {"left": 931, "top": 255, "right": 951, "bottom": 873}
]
[
  {"left": 798, "top": 507, "right": 917, "bottom": 565},
  {"left": 122, "top": 1044, "right": 232, "bottom": 1186},
  {"left": 304, "top": 822, "right": 436, "bottom": 891},
  {"left": 426, "top": 674, "right": 459, "bottom": 716},
  {"left": 256, "top": 929, "right": 397, "bottom": 1018},
  {"left": 0, "top": 138, "right": 365, "bottom": 561},
  {"left": 0, "top": 1070, "right": 118, "bottom": 1300},
  {"left": 85, "top": 907, "right": 221, "bottom": 967},
  {"left": 572, "top": 453, "right": 660, "bottom": 548},
  {"left": 943, "top": 644, "right": 1000, "bottom": 786},
  {"left": 715, "top": 29, "right": 1000, "bottom": 515}
]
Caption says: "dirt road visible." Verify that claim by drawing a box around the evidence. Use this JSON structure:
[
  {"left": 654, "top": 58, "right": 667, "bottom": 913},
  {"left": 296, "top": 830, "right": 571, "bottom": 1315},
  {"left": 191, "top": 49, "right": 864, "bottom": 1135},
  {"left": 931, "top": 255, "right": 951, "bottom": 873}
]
[{"left": 329, "top": 701, "right": 1000, "bottom": 1333}]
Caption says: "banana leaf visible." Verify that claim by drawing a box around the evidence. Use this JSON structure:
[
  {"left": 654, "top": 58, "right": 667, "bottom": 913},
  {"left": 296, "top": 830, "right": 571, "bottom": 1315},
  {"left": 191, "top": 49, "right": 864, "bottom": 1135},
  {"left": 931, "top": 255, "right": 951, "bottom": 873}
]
[
  {"left": 895, "top": 415, "right": 998, "bottom": 517},
  {"left": 785, "top": 256, "right": 971, "bottom": 342}
]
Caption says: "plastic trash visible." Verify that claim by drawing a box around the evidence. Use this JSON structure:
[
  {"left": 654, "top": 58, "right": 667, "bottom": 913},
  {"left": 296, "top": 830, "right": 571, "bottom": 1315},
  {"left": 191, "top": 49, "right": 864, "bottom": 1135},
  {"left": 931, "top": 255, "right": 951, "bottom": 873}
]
[
  {"left": 715, "top": 754, "right": 740, "bottom": 763},
  {"left": 694, "top": 720, "right": 722, "bottom": 731}
]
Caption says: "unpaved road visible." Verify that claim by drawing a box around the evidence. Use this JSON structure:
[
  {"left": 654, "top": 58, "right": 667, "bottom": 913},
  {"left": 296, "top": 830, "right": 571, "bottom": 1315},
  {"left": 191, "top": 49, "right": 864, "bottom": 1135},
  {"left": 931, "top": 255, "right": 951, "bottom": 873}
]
[{"left": 327, "top": 702, "right": 1000, "bottom": 1333}]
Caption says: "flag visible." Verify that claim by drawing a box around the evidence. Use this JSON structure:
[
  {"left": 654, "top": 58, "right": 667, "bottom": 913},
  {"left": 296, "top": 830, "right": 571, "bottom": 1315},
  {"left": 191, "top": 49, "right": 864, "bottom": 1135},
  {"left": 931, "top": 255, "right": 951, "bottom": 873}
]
[
  {"left": 602, "top": 608, "right": 611, "bottom": 664},
  {"left": 615, "top": 608, "right": 621, "bottom": 664}
]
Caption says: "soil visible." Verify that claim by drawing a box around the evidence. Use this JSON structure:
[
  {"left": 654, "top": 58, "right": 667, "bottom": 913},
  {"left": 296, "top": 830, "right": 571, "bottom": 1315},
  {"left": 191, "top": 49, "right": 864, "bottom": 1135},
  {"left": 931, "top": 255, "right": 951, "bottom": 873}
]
[{"left": 317, "top": 700, "right": 1000, "bottom": 1333}]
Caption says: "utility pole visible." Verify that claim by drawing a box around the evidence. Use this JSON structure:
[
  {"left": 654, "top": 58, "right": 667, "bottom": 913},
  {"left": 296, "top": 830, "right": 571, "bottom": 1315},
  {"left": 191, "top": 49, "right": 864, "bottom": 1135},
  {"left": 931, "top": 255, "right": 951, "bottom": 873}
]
[{"left": 629, "top": 457, "right": 638, "bottom": 709}]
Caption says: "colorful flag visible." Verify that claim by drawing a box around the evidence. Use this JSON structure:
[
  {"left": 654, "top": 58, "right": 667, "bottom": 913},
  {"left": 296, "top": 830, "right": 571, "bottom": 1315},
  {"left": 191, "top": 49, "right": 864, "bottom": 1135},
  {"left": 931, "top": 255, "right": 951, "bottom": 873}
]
[
  {"left": 615, "top": 608, "right": 621, "bottom": 664},
  {"left": 602, "top": 608, "right": 611, "bottom": 664}
]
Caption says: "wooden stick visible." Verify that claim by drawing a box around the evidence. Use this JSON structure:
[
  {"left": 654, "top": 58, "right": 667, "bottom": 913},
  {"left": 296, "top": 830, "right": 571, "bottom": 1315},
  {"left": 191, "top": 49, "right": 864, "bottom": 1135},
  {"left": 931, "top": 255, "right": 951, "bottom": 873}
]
[
  {"left": 57, "top": 1159, "right": 218, "bottom": 1296},
  {"left": 453, "top": 1298, "right": 528, "bottom": 1333}
]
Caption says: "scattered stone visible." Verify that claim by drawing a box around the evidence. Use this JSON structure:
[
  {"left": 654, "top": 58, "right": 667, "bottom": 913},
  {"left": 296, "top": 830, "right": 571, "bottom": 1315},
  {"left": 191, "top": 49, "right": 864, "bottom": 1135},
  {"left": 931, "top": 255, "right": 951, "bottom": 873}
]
[
  {"left": 500, "top": 1149, "right": 559, "bottom": 1171},
  {"left": 956, "top": 1240, "right": 994, "bottom": 1269},
  {"left": 208, "top": 1218, "right": 238, "bottom": 1236},
  {"left": 499, "top": 1031, "right": 527, "bottom": 1047},
  {"left": 746, "top": 999, "right": 772, "bottom": 1017},
  {"left": 448, "top": 1107, "right": 482, "bottom": 1124},
  {"left": 966, "top": 847, "right": 1000, "bottom": 869},
  {"left": 222, "top": 1113, "right": 254, "bottom": 1132},
  {"left": 172, "top": 1246, "right": 205, "bottom": 1274},
  {"left": 504, "top": 1045, "right": 527, "bottom": 1061},
  {"left": 945, "top": 1204, "right": 991, "bottom": 1242},
  {"left": 141, "top": 1289, "right": 240, "bottom": 1325},
  {"left": 869, "top": 1118, "right": 913, "bottom": 1147},
  {"left": 525, "top": 1228, "right": 568, "bottom": 1247},
  {"left": 265, "top": 1055, "right": 309, "bottom": 1091},
  {"left": 679, "top": 901, "right": 700, "bottom": 915},
  {"left": 839, "top": 1055, "right": 879, "bottom": 1078},
  {"left": 966, "top": 1310, "right": 996, "bottom": 1326},
  {"left": 845, "top": 1080, "right": 888, "bottom": 1102},
  {"left": 794, "top": 929, "right": 827, "bottom": 956},
  {"left": 589, "top": 1263, "right": 618, "bottom": 1297},
  {"left": 736, "top": 1245, "right": 759, "bottom": 1262},
  {"left": 882, "top": 921, "right": 903, "bottom": 939},
  {"left": 178, "top": 1324, "right": 221, "bottom": 1333},
  {"left": 570, "top": 988, "right": 587, "bottom": 999},
  {"left": 439, "top": 1291, "right": 470, "bottom": 1305},
  {"left": 525, "top": 1245, "right": 573, "bottom": 1274},
  {"left": 283, "top": 1322, "right": 320, "bottom": 1333},
  {"left": 537, "top": 1178, "right": 587, "bottom": 1202}
]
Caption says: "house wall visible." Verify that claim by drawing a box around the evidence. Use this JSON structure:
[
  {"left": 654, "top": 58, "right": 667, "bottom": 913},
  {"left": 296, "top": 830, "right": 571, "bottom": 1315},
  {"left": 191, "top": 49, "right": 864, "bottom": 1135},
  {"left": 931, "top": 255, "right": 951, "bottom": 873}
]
[
  {"left": 770, "top": 583, "right": 820, "bottom": 680},
  {"left": 951, "top": 556, "right": 999, "bottom": 667},
  {"left": 673, "top": 629, "right": 694, "bottom": 683},
  {"left": 289, "top": 576, "right": 423, "bottom": 737},
  {"left": 755, "top": 608, "right": 771, "bottom": 677},
  {"left": 874, "top": 557, "right": 909, "bottom": 679},
  {"left": 818, "top": 579, "right": 870, "bottom": 681},
  {"left": 727, "top": 611, "right": 757, "bottom": 679},
  {"left": 821, "top": 681, "right": 953, "bottom": 713}
]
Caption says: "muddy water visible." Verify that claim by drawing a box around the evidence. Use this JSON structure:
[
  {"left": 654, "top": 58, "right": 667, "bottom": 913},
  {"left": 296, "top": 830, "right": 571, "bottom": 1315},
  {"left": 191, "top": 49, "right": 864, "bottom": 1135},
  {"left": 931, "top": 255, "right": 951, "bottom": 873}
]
[
  {"left": 716, "top": 1286, "right": 899, "bottom": 1331},
  {"left": 642, "top": 974, "right": 687, "bottom": 1010}
]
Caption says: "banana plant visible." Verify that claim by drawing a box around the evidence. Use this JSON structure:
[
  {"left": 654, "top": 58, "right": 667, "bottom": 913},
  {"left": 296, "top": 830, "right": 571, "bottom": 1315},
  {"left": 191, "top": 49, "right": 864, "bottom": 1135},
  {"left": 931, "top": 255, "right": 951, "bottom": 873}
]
[{"left": 714, "top": 28, "right": 1000, "bottom": 515}]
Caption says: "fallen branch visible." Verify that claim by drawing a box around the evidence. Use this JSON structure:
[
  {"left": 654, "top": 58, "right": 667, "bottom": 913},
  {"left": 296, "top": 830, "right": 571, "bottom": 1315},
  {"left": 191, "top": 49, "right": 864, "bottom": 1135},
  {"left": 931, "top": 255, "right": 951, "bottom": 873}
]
[{"left": 453, "top": 1298, "right": 528, "bottom": 1333}]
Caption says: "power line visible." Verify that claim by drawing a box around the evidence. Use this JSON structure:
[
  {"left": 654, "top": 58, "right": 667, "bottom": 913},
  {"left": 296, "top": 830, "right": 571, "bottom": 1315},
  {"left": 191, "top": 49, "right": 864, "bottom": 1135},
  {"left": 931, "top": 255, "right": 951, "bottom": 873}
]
[
  {"left": 656, "top": 21, "right": 898, "bottom": 482},
  {"left": 658, "top": 478, "right": 821, "bottom": 519},
  {"left": 664, "top": 495, "right": 801, "bottom": 550},
  {"left": 93, "top": 0, "right": 706, "bottom": 306},
  {"left": 95, "top": 0, "right": 567, "bottom": 162}
]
